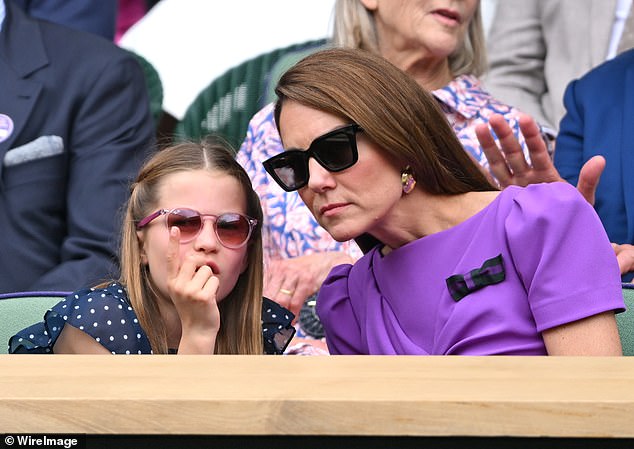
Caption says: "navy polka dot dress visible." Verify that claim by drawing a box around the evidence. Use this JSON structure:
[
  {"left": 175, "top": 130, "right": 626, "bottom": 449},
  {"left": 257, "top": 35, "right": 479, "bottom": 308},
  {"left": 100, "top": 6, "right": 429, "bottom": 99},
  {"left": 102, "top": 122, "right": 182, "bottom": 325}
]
[{"left": 9, "top": 282, "right": 294, "bottom": 355}]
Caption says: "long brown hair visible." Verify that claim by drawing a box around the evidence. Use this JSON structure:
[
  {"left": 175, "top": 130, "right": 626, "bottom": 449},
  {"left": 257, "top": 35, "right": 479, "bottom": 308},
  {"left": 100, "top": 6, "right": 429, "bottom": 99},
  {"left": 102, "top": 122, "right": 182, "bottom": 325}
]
[
  {"left": 274, "top": 47, "right": 496, "bottom": 197},
  {"left": 119, "top": 139, "right": 264, "bottom": 354}
]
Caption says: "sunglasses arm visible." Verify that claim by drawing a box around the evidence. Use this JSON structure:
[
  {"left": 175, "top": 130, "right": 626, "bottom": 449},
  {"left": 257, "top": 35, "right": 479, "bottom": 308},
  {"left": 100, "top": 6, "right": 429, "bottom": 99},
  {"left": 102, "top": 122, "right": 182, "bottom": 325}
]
[{"left": 136, "top": 209, "right": 167, "bottom": 229}]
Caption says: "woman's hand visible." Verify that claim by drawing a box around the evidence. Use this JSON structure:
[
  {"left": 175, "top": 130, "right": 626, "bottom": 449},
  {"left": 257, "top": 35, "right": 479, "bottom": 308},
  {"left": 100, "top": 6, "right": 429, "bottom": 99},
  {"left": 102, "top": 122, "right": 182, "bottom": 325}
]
[
  {"left": 264, "top": 251, "right": 355, "bottom": 318},
  {"left": 612, "top": 243, "right": 634, "bottom": 280},
  {"left": 166, "top": 227, "right": 220, "bottom": 354},
  {"left": 475, "top": 113, "right": 564, "bottom": 187},
  {"left": 475, "top": 113, "right": 606, "bottom": 206}
]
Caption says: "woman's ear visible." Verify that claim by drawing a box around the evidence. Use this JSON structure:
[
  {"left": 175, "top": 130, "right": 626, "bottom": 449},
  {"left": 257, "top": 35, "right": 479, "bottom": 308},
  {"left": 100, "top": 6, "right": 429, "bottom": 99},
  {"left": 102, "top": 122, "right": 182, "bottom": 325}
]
[{"left": 360, "top": 0, "right": 378, "bottom": 11}]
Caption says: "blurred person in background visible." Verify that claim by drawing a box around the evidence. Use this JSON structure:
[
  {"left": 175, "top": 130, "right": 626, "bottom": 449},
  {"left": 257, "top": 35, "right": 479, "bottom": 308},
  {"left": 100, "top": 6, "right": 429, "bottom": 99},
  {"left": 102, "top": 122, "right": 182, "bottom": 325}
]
[
  {"left": 484, "top": 0, "right": 634, "bottom": 132},
  {"left": 0, "top": 0, "right": 154, "bottom": 292}
]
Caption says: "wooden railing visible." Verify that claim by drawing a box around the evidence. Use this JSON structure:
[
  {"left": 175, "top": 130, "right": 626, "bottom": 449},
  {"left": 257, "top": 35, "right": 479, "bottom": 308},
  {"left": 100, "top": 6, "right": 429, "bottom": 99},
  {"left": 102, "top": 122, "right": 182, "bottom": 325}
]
[{"left": 1, "top": 355, "right": 633, "bottom": 439}]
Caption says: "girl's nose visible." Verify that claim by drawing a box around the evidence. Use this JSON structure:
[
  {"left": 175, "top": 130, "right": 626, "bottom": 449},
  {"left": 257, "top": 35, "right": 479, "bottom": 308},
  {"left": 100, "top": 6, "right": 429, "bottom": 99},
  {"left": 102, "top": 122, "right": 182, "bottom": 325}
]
[{"left": 193, "top": 219, "right": 219, "bottom": 252}]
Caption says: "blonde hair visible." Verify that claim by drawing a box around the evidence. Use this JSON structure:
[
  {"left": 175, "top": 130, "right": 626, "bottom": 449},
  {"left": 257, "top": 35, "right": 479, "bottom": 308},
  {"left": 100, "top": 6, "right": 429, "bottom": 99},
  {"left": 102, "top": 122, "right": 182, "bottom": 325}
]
[
  {"left": 332, "top": 0, "right": 487, "bottom": 77},
  {"left": 118, "top": 140, "right": 264, "bottom": 354}
]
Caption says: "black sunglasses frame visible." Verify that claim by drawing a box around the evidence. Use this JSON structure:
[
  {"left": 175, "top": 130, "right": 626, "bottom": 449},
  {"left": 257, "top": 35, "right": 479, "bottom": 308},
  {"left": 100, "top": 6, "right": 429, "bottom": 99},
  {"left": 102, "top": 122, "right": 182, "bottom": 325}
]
[{"left": 263, "top": 123, "right": 362, "bottom": 192}]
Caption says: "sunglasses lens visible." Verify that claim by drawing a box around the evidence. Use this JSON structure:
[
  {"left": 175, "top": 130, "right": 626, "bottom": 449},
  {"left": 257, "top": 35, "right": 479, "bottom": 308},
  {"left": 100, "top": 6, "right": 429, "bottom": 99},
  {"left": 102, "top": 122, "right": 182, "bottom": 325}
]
[
  {"left": 313, "top": 131, "right": 355, "bottom": 171},
  {"left": 216, "top": 213, "right": 251, "bottom": 247},
  {"left": 271, "top": 152, "right": 308, "bottom": 191},
  {"left": 263, "top": 125, "right": 360, "bottom": 192},
  {"left": 167, "top": 209, "right": 201, "bottom": 240}
]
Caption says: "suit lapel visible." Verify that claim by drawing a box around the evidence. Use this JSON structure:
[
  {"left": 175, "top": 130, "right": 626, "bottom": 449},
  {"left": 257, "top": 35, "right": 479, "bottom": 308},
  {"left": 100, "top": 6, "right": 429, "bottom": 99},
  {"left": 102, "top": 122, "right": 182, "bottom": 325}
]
[
  {"left": 0, "top": 2, "right": 48, "bottom": 174},
  {"left": 0, "top": 63, "right": 43, "bottom": 154},
  {"left": 621, "top": 62, "right": 634, "bottom": 243}
]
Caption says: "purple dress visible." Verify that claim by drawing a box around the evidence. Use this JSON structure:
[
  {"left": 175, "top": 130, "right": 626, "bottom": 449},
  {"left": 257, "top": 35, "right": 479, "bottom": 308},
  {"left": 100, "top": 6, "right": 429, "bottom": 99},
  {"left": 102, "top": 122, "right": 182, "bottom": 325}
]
[{"left": 317, "top": 183, "right": 625, "bottom": 355}]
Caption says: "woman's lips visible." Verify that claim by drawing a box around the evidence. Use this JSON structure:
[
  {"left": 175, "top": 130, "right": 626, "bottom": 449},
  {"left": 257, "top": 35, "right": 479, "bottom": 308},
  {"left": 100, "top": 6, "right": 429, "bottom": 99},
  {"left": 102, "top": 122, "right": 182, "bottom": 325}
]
[
  {"left": 319, "top": 203, "right": 350, "bottom": 217},
  {"left": 431, "top": 8, "right": 462, "bottom": 25}
]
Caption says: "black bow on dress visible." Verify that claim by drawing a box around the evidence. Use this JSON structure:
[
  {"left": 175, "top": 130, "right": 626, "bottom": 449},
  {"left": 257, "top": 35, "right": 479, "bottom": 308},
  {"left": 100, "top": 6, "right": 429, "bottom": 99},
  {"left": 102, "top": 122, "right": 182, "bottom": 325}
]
[{"left": 445, "top": 254, "right": 506, "bottom": 302}]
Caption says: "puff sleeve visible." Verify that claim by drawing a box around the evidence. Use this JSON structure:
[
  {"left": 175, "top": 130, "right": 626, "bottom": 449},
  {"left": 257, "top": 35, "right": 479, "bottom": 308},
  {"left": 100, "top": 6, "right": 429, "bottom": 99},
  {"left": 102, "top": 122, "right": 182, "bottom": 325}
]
[{"left": 504, "top": 183, "right": 624, "bottom": 332}]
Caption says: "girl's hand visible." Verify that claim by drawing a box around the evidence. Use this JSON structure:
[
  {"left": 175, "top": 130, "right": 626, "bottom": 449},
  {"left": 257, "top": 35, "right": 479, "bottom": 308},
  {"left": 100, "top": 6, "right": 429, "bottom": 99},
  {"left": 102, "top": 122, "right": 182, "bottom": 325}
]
[{"left": 166, "top": 226, "right": 220, "bottom": 354}]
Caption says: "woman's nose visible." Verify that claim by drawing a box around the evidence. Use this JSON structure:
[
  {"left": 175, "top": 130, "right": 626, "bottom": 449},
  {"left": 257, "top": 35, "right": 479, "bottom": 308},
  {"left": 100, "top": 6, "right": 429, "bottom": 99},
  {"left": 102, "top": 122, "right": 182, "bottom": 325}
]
[{"left": 306, "top": 157, "right": 336, "bottom": 192}]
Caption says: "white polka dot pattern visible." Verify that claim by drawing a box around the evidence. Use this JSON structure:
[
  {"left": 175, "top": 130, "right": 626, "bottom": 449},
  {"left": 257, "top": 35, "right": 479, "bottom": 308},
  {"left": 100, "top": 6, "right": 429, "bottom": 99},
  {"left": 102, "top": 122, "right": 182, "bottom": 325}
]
[{"left": 8, "top": 282, "right": 152, "bottom": 354}]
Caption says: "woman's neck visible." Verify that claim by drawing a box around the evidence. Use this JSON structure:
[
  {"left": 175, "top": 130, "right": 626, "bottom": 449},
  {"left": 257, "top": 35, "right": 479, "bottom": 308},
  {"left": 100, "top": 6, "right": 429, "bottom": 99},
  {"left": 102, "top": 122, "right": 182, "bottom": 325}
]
[
  {"left": 383, "top": 49, "right": 454, "bottom": 90},
  {"left": 407, "top": 58, "right": 454, "bottom": 91},
  {"left": 374, "top": 190, "right": 500, "bottom": 251}
]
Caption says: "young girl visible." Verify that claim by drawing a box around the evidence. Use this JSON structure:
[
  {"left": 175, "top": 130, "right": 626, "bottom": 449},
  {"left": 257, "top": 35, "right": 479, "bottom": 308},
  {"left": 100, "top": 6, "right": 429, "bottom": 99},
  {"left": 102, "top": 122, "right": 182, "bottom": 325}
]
[{"left": 10, "top": 140, "right": 295, "bottom": 355}]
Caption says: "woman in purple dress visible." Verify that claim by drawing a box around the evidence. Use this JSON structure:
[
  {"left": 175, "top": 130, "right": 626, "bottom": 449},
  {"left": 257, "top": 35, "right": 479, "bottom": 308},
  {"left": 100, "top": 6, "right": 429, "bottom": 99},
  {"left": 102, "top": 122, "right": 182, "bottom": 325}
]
[{"left": 262, "top": 48, "right": 624, "bottom": 355}]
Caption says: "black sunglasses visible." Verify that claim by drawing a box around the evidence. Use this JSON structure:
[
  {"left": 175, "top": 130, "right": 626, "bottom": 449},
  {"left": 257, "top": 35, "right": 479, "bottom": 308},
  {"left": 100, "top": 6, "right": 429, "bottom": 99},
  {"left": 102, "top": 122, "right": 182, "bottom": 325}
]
[{"left": 263, "top": 123, "right": 362, "bottom": 192}]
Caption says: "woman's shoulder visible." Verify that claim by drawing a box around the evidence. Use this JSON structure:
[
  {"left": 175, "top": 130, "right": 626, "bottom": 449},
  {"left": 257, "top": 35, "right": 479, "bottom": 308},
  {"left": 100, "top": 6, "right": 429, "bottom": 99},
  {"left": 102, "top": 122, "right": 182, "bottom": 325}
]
[
  {"left": 317, "top": 255, "right": 374, "bottom": 313},
  {"left": 466, "top": 183, "right": 590, "bottom": 234},
  {"left": 436, "top": 74, "right": 524, "bottom": 126},
  {"left": 323, "top": 252, "right": 374, "bottom": 284},
  {"left": 505, "top": 182, "right": 583, "bottom": 206},
  {"left": 237, "top": 102, "right": 281, "bottom": 165},
  {"left": 244, "top": 102, "right": 277, "bottom": 138},
  {"left": 501, "top": 182, "right": 597, "bottom": 232}
]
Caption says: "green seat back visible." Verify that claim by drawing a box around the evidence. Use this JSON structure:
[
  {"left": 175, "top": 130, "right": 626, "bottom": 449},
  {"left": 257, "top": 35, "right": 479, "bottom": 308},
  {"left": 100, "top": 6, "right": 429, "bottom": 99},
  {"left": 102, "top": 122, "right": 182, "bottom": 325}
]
[
  {"left": 0, "top": 293, "right": 66, "bottom": 354},
  {"left": 127, "top": 50, "right": 164, "bottom": 126},
  {"left": 263, "top": 43, "right": 329, "bottom": 106},
  {"left": 174, "top": 39, "right": 327, "bottom": 152},
  {"left": 618, "top": 286, "right": 634, "bottom": 356}
]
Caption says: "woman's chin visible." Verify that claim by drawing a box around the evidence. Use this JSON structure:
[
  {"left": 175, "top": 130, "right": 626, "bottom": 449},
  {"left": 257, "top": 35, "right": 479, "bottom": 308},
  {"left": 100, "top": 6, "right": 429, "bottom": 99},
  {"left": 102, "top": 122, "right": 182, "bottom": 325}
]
[{"left": 325, "top": 227, "right": 359, "bottom": 243}]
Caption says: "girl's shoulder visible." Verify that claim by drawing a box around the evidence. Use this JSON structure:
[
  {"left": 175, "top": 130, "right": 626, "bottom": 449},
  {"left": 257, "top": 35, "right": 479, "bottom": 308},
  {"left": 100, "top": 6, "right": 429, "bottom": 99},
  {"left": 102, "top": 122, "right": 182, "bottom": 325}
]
[
  {"left": 9, "top": 282, "right": 152, "bottom": 355},
  {"left": 71, "top": 282, "right": 131, "bottom": 304},
  {"left": 261, "top": 297, "right": 295, "bottom": 354}
]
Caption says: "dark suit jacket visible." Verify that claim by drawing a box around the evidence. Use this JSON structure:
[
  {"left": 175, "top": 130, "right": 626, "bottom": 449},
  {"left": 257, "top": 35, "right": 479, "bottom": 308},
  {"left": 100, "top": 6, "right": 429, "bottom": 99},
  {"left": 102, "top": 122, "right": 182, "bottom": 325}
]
[
  {"left": 555, "top": 49, "right": 634, "bottom": 245},
  {"left": 0, "top": 1, "right": 154, "bottom": 293},
  {"left": 13, "top": 0, "right": 117, "bottom": 40}
]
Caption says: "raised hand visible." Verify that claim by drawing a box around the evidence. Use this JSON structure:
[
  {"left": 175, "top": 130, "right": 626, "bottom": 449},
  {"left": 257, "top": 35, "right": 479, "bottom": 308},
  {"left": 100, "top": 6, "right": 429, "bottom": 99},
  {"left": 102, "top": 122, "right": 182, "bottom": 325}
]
[
  {"left": 166, "top": 226, "right": 220, "bottom": 354},
  {"left": 575, "top": 155, "right": 605, "bottom": 207},
  {"left": 475, "top": 113, "right": 563, "bottom": 187},
  {"left": 475, "top": 113, "right": 605, "bottom": 206}
]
